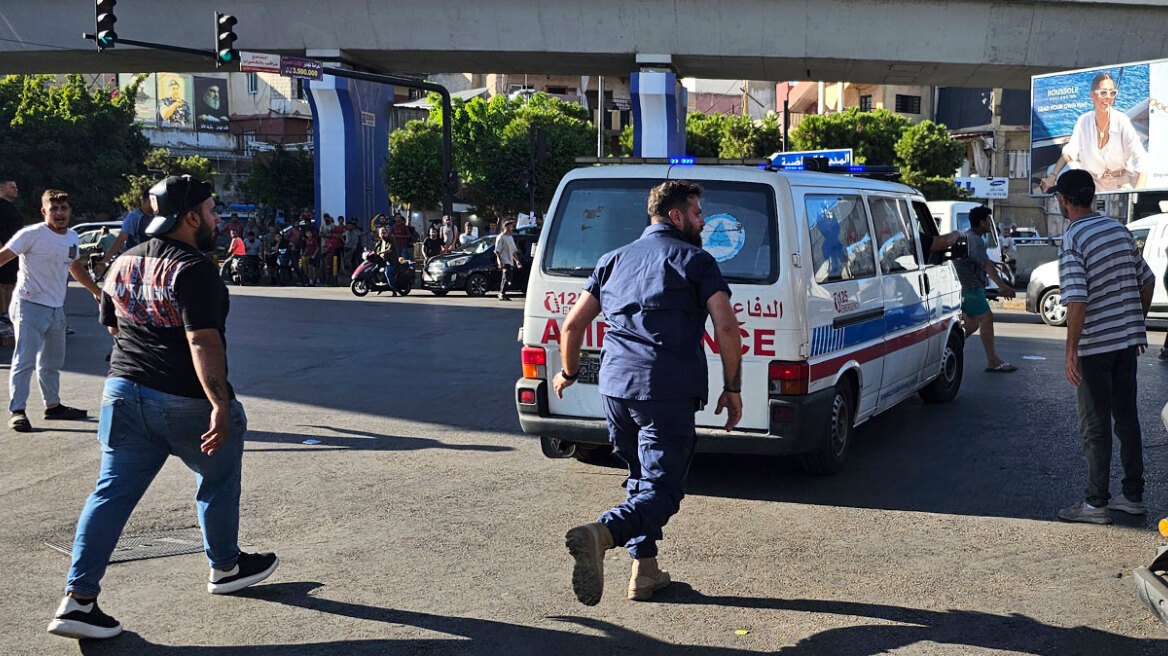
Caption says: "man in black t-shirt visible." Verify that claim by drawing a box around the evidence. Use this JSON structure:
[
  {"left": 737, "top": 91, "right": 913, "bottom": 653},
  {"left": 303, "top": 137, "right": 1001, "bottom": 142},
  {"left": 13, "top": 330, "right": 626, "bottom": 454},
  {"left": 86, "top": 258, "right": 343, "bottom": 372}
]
[
  {"left": 47, "top": 176, "right": 279, "bottom": 642},
  {"left": 0, "top": 175, "right": 22, "bottom": 318}
]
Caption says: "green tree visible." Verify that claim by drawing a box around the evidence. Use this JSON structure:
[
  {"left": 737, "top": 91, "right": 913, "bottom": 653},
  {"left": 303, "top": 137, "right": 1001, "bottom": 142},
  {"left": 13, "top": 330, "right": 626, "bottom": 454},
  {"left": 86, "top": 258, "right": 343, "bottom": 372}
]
[
  {"left": 790, "top": 107, "right": 911, "bottom": 165},
  {"left": 0, "top": 74, "right": 149, "bottom": 219},
  {"left": 685, "top": 113, "right": 728, "bottom": 158},
  {"left": 240, "top": 145, "right": 314, "bottom": 218},
  {"left": 117, "top": 148, "right": 218, "bottom": 211},
  {"left": 384, "top": 119, "right": 443, "bottom": 210},
  {"left": 895, "top": 121, "right": 968, "bottom": 200},
  {"left": 754, "top": 112, "right": 784, "bottom": 158},
  {"left": 385, "top": 92, "right": 592, "bottom": 216}
]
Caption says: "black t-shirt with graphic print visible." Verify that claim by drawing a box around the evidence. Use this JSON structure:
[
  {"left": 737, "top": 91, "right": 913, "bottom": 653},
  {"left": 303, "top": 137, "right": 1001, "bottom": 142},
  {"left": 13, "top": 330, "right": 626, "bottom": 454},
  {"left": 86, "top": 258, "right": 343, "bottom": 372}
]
[{"left": 99, "top": 237, "right": 233, "bottom": 399}]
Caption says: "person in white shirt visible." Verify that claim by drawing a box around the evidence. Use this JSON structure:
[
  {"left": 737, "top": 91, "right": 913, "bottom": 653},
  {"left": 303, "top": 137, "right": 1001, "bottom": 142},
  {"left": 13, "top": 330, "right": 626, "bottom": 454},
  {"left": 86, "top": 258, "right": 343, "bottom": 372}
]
[
  {"left": 494, "top": 220, "right": 521, "bottom": 301},
  {"left": 1040, "top": 72, "right": 1150, "bottom": 193},
  {"left": 459, "top": 223, "right": 475, "bottom": 246},
  {"left": 0, "top": 189, "right": 102, "bottom": 432}
]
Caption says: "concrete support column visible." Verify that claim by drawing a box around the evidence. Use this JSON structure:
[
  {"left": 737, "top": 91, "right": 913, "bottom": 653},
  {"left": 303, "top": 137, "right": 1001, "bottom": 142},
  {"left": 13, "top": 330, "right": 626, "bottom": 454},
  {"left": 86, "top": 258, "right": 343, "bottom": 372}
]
[
  {"left": 631, "top": 55, "right": 686, "bottom": 157},
  {"left": 305, "top": 50, "right": 393, "bottom": 224},
  {"left": 837, "top": 82, "right": 844, "bottom": 112},
  {"left": 817, "top": 81, "right": 826, "bottom": 114}
]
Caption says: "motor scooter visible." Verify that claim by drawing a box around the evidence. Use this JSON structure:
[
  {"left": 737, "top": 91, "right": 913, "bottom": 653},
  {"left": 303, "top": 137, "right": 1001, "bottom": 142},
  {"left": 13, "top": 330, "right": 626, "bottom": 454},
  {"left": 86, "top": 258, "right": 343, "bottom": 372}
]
[
  {"left": 350, "top": 251, "right": 413, "bottom": 297},
  {"left": 227, "top": 255, "right": 263, "bottom": 286},
  {"left": 273, "top": 246, "right": 303, "bottom": 286}
]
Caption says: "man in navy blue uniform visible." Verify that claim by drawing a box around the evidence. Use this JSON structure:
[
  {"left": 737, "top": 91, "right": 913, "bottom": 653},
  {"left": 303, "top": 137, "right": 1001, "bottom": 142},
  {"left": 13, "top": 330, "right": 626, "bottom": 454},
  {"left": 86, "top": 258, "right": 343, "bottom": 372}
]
[{"left": 554, "top": 179, "right": 743, "bottom": 605}]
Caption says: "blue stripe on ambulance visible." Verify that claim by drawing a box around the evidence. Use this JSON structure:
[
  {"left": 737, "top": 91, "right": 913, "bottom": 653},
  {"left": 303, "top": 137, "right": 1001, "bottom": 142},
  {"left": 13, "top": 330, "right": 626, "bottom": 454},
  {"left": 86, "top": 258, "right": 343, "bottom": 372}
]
[{"left": 811, "top": 302, "right": 930, "bottom": 358}]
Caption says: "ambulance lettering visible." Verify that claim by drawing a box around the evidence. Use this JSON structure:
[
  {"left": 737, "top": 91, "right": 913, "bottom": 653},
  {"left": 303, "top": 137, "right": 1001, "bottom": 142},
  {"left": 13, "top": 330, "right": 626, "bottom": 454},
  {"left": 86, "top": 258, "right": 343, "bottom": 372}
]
[{"left": 542, "top": 317, "right": 775, "bottom": 357}]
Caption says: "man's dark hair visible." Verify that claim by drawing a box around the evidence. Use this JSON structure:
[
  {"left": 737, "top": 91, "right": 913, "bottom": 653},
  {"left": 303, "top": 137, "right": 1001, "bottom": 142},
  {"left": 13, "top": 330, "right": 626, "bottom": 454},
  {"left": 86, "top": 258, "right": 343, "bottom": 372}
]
[
  {"left": 969, "top": 205, "right": 992, "bottom": 228},
  {"left": 41, "top": 189, "right": 68, "bottom": 207},
  {"left": 647, "top": 180, "right": 703, "bottom": 220},
  {"left": 0, "top": 174, "right": 13, "bottom": 184}
]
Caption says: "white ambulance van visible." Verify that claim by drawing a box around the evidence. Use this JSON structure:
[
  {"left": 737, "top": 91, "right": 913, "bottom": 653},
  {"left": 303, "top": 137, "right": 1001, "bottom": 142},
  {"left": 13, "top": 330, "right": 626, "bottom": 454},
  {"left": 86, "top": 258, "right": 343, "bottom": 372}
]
[{"left": 515, "top": 162, "right": 966, "bottom": 474}]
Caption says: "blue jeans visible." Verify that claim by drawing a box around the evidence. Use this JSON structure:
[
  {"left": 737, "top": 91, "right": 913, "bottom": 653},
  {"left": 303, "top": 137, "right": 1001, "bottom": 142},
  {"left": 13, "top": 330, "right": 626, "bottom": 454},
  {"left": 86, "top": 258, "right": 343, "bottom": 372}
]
[
  {"left": 598, "top": 396, "right": 697, "bottom": 559},
  {"left": 8, "top": 299, "right": 66, "bottom": 412},
  {"left": 65, "top": 378, "right": 247, "bottom": 597}
]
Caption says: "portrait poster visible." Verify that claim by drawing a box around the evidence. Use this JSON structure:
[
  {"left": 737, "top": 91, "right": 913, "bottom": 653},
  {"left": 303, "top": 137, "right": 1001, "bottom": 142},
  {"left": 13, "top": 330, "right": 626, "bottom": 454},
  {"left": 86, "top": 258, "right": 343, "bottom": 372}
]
[
  {"left": 1030, "top": 60, "right": 1168, "bottom": 195},
  {"left": 193, "top": 76, "right": 230, "bottom": 132},
  {"left": 157, "top": 73, "right": 193, "bottom": 130},
  {"left": 118, "top": 73, "right": 157, "bottom": 127}
]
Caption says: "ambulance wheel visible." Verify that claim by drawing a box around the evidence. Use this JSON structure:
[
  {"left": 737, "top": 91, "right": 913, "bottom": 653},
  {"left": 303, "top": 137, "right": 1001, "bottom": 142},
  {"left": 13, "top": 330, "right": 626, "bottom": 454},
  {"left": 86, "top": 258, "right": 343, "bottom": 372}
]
[
  {"left": 540, "top": 435, "right": 577, "bottom": 459},
  {"left": 919, "top": 331, "right": 964, "bottom": 404},
  {"left": 799, "top": 382, "right": 854, "bottom": 475}
]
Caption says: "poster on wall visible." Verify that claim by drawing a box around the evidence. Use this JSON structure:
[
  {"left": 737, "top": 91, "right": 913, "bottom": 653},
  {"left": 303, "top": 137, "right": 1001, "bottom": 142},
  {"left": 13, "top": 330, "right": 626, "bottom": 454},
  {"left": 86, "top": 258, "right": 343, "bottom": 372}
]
[
  {"left": 193, "top": 76, "right": 230, "bottom": 132},
  {"left": 156, "top": 73, "right": 193, "bottom": 130},
  {"left": 117, "top": 73, "right": 157, "bottom": 127},
  {"left": 1030, "top": 59, "right": 1168, "bottom": 196}
]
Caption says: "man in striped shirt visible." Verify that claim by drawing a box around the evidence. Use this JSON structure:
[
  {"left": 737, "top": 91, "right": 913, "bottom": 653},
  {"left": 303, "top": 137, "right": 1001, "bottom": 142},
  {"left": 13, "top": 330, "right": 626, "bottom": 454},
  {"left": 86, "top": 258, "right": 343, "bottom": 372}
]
[{"left": 1055, "top": 169, "right": 1155, "bottom": 524}]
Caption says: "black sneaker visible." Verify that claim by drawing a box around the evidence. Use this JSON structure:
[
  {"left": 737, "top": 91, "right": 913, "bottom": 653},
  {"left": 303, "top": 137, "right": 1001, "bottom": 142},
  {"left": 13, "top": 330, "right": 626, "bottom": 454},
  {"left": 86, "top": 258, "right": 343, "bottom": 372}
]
[
  {"left": 207, "top": 551, "right": 279, "bottom": 594},
  {"left": 44, "top": 405, "right": 87, "bottom": 421},
  {"left": 47, "top": 596, "right": 122, "bottom": 640}
]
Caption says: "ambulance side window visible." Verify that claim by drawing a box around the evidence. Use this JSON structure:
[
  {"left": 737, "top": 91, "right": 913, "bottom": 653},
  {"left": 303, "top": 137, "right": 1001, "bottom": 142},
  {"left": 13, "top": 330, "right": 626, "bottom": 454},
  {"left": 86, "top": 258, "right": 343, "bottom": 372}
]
[
  {"left": 805, "top": 194, "right": 877, "bottom": 284},
  {"left": 868, "top": 197, "right": 920, "bottom": 274}
]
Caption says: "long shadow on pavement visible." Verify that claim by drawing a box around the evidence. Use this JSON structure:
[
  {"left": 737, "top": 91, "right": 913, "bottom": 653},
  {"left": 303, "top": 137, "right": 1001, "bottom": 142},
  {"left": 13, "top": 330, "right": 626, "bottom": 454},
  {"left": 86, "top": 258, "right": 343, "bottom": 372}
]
[
  {"left": 245, "top": 427, "right": 512, "bottom": 453},
  {"left": 75, "top": 581, "right": 1163, "bottom": 656}
]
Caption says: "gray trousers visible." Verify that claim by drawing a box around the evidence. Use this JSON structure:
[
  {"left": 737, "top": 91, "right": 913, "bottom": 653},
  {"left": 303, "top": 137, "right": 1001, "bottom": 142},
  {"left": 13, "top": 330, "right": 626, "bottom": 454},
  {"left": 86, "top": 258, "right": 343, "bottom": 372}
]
[{"left": 1076, "top": 346, "right": 1144, "bottom": 507}]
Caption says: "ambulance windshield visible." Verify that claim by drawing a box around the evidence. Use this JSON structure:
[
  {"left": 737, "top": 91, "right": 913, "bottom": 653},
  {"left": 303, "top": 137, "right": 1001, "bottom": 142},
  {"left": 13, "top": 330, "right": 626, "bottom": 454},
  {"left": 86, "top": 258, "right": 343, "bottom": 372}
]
[{"left": 542, "top": 178, "right": 779, "bottom": 284}]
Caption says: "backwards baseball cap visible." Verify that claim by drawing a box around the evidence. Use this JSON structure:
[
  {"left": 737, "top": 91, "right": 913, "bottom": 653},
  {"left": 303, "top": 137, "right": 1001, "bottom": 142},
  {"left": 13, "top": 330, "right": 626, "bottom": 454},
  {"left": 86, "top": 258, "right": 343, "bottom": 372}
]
[
  {"left": 146, "top": 175, "right": 212, "bottom": 237},
  {"left": 1054, "top": 169, "right": 1095, "bottom": 204}
]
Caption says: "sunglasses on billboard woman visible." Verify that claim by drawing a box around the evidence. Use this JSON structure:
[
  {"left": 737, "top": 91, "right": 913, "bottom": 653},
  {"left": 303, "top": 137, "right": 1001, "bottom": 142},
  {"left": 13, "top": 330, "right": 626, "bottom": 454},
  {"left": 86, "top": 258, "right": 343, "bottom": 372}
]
[{"left": 1093, "top": 89, "right": 1118, "bottom": 97}]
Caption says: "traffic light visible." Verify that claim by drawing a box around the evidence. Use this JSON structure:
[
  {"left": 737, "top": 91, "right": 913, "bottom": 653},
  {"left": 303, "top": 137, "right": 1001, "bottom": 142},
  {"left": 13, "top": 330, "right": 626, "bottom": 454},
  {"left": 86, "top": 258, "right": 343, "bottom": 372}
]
[
  {"left": 94, "top": 0, "right": 117, "bottom": 51},
  {"left": 534, "top": 128, "right": 551, "bottom": 162},
  {"left": 214, "top": 12, "right": 238, "bottom": 67}
]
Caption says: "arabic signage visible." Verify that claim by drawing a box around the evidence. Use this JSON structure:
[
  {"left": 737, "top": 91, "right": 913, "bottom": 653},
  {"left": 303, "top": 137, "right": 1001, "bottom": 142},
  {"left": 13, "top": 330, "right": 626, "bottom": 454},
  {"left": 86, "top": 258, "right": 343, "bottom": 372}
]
[
  {"left": 955, "top": 177, "right": 1009, "bottom": 199},
  {"left": 770, "top": 148, "right": 854, "bottom": 168},
  {"left": 239, "top": 51, "right": 281, "bottom": 74},
  {"left": 280, "top": 57, "right": 324, "bottom": 81}
]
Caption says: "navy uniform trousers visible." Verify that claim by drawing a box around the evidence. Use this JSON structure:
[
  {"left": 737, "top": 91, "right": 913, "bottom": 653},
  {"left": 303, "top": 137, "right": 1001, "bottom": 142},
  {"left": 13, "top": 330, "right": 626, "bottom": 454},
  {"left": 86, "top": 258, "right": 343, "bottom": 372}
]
[{"left": 598, "top": 395, "right": 698, "bottom": 559}]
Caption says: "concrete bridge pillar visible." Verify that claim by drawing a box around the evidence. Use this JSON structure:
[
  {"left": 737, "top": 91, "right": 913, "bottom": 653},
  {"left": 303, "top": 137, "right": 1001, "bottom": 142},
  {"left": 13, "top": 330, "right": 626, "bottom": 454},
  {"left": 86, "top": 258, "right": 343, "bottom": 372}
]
[
  {"left": 305, "top": 50, "right": 393, "bottom": 225},
  {"left": 631, "top": 55, "right": 687, "bottom": 158}
]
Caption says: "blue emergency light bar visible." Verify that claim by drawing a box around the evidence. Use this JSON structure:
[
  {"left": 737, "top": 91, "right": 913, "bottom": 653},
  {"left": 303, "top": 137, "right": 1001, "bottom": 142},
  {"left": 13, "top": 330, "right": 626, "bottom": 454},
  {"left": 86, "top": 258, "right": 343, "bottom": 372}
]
[{"left": 669, "top": 156, "right": 696, "bottom": 165}]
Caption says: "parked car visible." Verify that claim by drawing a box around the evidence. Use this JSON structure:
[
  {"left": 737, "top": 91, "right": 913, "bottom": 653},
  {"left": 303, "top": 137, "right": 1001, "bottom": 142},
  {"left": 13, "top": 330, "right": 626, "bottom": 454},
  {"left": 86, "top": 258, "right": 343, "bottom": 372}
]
[
  {"left": 76, "top": 224, "right": 122, "bottom": 260},
  {"left": 72, "top": 220, "right": 123, "bottom": 235},
  {"left": 1025, "top": 213, "right": 1167, "bottom": 327},
  {"left": 422, "top": 228, "right": 538, "bottom": 297}
]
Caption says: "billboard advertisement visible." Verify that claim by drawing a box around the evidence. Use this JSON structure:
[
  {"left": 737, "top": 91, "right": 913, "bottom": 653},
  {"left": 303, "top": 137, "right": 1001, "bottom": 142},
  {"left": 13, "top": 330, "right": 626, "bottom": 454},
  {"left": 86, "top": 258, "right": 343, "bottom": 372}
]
[
  {"left": 193, "top": 76, "right": 230, "bottom": 132},
  {"left": 156, "top": 73, "right": 193, "bottom": 130},
  {"left": 1030, "top": 60, "right": 1168, "bottom": 196},
  {"left": 118, "top": 73, "right": 157, "bottom": 127}
]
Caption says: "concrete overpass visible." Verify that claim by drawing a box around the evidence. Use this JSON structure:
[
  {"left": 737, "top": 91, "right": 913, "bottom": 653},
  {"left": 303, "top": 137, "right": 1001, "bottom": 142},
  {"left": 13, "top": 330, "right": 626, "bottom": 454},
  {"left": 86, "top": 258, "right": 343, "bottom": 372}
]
[{"left": 3, "top": 0, "right": 1168, "bottom": 87}]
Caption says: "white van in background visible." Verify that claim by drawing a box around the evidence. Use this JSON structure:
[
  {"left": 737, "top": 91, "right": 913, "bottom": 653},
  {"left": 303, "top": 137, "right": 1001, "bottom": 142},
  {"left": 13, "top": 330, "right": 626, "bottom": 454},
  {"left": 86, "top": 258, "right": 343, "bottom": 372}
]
[
  {"left": 515, "top": 163, "right": 967, "bottom": 474},
  {"left": 927, "top": 200, "right": 1010, "bottom": 287}
]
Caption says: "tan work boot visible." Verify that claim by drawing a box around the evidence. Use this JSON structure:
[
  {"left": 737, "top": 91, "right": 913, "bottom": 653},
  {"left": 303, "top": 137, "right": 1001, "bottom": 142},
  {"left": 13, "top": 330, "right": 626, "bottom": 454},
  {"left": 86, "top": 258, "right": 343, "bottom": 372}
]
[
  {"left": 627, "top": 557, "right": 671, "bottom": 601},
  {"left": 565, "top": 522, "right": 614, "bottom": 606}
]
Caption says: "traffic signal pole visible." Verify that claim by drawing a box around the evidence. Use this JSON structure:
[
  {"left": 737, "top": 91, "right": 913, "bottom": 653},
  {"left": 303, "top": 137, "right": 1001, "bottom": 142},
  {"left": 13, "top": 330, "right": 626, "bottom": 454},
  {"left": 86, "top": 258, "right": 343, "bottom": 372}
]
[{"left": 82, "top": 29, "right": 456, "bottom": 217}]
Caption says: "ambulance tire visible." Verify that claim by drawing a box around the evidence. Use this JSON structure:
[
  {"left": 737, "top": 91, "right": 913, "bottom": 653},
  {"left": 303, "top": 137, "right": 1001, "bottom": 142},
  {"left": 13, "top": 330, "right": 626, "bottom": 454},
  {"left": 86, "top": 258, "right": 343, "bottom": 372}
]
[
  {"left": 540, "top": 435, "right": 577, "bottom": 459},
  {"left": 798, "top": 381, "right": 854, "bottom": 475},
  {"left": 919, "top": 331, "right": 964, "bottom": 404}
]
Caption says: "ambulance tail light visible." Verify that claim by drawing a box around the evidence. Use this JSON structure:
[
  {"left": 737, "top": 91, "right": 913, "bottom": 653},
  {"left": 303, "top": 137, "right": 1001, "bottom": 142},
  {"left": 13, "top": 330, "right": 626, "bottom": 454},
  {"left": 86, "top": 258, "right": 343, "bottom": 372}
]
[
  {"left": 521, "top": 346, "right": 547, "bottom": 379},
  {"left": 769, "top": 361, "right": 809, "bottom": 395}
]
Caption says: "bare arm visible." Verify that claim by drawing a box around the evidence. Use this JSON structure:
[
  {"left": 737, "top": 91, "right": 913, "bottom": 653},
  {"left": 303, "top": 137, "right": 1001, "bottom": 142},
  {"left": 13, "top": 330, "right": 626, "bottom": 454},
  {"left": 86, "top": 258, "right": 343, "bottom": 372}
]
[
  {"left": 981, "top": 259, "right": 1014, "bottom": 298},
  {"left": 0, "top": 246, "right": 15, "bottom": 269},
  {"left": 70, "top": 258, "right": 102, "bottom": 299},
  {"left": 186, "top": 328, "right": 231, "bottom": 455},
  {"left": 1064, "top": 302, "right": 1086, "bottom": 387},
  {"left": 552, "top": 291, "right": 602, "bottom": 398},
  {"left": 98, "top": 232, "right": 129, "bottom": 267},
  {"left": 1141, "top": 281, "right": 1154, "bottom": 316},
  {"left": 930, "top": 231, "right": 961, "bottom": 252},
  {"left": 707, "top": 290, "right": 743, "bottom": 431},
  {"left": 1041, "top": 154, "right": 1073, "bottom": 191}
]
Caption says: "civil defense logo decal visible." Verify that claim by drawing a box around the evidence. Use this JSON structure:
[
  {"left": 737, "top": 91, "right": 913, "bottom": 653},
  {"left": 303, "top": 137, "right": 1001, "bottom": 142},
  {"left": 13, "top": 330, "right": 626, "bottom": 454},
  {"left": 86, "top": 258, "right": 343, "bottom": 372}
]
[{"left": 700, "top": 213, "right": 745, "bottom": 262}]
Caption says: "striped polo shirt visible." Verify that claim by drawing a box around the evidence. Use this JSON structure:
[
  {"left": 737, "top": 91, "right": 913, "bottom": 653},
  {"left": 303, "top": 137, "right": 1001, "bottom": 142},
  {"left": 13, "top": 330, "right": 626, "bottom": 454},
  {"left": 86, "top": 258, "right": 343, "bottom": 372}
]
[{"left": 1058, "top": 213, "right": 1155, "bottom": 356}]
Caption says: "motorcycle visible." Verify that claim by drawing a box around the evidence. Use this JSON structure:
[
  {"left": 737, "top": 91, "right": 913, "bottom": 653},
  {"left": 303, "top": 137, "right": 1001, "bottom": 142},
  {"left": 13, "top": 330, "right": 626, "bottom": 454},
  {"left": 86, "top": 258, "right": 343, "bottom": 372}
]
[
  {"left": 273, "top": 246, "right": 304, "bottom": 286},
  {"left": 351, "top": 251, "right": 413, "bottom": 297},
  {"left": 228, "top": 255, "right": 263, "bottom": 286}
]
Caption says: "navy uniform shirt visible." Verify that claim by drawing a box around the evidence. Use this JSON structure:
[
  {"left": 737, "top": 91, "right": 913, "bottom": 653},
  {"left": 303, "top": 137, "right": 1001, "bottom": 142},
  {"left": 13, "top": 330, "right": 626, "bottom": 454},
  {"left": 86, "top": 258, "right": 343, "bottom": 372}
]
[{"left": 584, "top": 223, "right": 731, "bottom": 402}]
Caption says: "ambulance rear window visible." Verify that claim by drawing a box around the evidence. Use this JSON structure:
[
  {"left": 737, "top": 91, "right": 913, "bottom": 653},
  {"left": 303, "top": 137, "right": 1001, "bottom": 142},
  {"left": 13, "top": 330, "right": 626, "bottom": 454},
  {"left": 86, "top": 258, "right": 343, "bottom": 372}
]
[{"left": 542, "top": 178, "right": 778, "bottom": 284}]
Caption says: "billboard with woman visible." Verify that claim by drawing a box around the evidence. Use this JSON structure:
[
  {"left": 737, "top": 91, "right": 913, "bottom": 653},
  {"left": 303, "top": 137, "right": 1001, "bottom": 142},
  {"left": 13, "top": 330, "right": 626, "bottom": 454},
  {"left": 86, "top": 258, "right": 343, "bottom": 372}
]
[{"left": 1030, "top": 60, "right": 1168, "bottom": 195}]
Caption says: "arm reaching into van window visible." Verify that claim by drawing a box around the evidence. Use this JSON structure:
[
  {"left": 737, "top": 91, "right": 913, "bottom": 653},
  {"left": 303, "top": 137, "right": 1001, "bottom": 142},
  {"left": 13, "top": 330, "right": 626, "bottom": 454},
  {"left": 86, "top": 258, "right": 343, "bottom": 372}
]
[
  {"left": 553, "top": 291, "right": 602, "bottom": 398},
  {"left": 707, "top": 290, "right": 743, "bottom": 431}
]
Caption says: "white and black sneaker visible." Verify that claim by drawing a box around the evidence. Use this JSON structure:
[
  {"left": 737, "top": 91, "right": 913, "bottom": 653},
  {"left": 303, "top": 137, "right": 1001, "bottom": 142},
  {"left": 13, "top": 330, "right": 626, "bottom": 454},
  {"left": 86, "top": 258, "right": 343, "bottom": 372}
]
[
  {"left": 207, "top": 551, "right": 279, "bottom": 594},
  {"left": 47, "top": 596, "right": 122, "bottom": 640}
]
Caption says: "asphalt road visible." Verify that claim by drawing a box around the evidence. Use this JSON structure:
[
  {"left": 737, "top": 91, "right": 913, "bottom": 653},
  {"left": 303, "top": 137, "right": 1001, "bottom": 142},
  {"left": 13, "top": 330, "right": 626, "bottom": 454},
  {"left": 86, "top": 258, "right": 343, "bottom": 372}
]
[{"left": 2, "top": 284, "right": 1168, "bottom": 655}]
